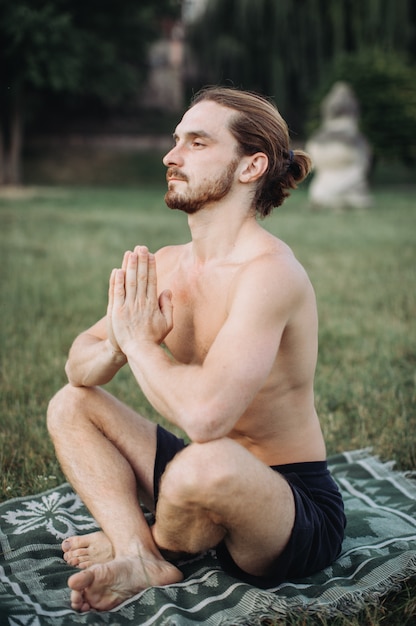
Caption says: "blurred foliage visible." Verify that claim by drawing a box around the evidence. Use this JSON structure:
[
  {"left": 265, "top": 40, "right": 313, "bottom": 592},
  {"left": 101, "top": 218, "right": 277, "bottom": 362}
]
[
  {"left": 307, "top": 49, "right": 416, "bottom": 164},
  {"left": 188, "top": 0, "right": 416, "bottom": 134},
  {"left": 0, "top": 0, "right": 181, "bottom": 103},
  {"left": 0, "top": 0, "right": 181, "bottom": 183}
]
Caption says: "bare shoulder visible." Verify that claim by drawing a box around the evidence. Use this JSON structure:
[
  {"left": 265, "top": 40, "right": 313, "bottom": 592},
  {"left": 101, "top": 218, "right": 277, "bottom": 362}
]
[{"left": 236, "top": 231, "right": 312, "bottom": 302}]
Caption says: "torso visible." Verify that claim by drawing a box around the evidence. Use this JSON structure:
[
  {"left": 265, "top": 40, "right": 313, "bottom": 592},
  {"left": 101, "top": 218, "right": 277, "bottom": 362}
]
[{"left": 155, "top": 228, "right": 326, "bottom": 465}]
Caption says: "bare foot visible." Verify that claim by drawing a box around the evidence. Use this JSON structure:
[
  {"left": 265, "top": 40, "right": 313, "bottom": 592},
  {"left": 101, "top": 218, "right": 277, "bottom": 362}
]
[
  {"left": 62, "top": 531, "right": 113, "bottom": 569},
  {"left": 68, "top": 554, "right": 183, "bottom": 611}
]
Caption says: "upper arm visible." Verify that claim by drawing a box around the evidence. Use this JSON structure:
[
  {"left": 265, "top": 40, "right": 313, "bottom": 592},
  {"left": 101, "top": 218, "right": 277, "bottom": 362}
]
[{"left": 189, "top": 257, "right": 304, "bottom": 439}]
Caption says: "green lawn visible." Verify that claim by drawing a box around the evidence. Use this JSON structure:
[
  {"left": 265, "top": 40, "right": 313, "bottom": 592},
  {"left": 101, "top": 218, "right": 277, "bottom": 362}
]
[{"left": 0, "top": 183, "right": 415, "bottom": 624}]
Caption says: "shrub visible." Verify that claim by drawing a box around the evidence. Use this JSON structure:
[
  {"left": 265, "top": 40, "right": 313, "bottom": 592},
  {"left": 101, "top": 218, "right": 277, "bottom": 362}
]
[{"left": 307, "top": 49, "right": 416, "bottom": 164}]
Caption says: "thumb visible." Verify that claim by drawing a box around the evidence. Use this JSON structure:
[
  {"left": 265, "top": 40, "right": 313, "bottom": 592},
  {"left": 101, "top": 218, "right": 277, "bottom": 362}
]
[{"left": 159, "top": 290, "right": 173, "bottom": 329}]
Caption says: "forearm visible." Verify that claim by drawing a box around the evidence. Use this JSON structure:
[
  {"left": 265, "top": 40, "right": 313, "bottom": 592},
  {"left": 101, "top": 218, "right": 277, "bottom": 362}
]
[
  {"left": 65, "top": 334, "right": 127, "bottom": 387},
  {"left": 124, "top": 341, "right": 239, "bottom": 442},
  {"left": 125, "top": 342, "right": 190, "bottom": 428}
]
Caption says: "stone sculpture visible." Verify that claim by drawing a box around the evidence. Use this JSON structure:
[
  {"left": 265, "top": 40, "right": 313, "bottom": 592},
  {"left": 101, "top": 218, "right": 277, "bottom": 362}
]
[{"left": 306, "top": 82, "right": 372, "bottom": 210}]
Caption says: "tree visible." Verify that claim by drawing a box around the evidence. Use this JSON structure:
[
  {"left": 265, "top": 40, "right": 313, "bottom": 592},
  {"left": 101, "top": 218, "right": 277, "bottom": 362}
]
[
  {"left": 187, "top": 0, "right": 415, "bottom": 134},
  {"left": 0, "top": 0, "right": 181, "bottom": 185},
  {"left": 307, "top": 49, "right": 416, "bottom": 165}
]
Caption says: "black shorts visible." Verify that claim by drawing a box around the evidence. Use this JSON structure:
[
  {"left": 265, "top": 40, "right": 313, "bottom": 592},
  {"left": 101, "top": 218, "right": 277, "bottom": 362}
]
[{"left": 153, "top": 425, "right": 346, "bottom": 589}]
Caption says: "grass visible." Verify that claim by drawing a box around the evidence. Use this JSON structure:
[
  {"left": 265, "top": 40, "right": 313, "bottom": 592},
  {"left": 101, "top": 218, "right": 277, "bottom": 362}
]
[{"left": 0, "top": 182, "right": 415, "bottom": 624}]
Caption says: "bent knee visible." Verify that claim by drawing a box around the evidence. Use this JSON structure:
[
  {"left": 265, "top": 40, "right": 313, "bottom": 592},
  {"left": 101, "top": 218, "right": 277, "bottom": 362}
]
[
  {"left": 47, "top": 384, "right": 93, "bottom": 435},
  {"left": 159, "top": 439, "right": 240, "bottom": 506}
]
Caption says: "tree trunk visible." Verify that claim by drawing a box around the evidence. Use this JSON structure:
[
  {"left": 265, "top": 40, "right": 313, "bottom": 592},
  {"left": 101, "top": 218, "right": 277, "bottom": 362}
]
[
  {"left": 0, "top": 126, "right": 5, "bottom": 185},
  {"left": 7, "top": 90, "right": 23, "bottom": 185},
  {"left": 0, "top": 87, "right": 23, "bottom": 186}
]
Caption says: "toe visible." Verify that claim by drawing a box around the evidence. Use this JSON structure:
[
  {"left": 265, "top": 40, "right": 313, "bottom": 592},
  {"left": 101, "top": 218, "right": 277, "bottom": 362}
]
[
  {"left": 70, "top": 589, "right": 84, "bottom": 610},
  {"left": 70, "top": 589, "right": 91, "bottom": 612},
  {"left": 68, "top": 569, "right": 94, "bottom": 592},
  {"left": 62, "top": 539, "right": 72, "bottom": 552},
  {"left": 64, "top": 547, "right": 88, "bottom": 567}
]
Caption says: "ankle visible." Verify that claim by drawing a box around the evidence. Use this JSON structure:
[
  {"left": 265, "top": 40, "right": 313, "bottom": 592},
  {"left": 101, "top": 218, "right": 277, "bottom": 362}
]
[{"left": 113, "top": 538, "right": 162, "bottom": 562}]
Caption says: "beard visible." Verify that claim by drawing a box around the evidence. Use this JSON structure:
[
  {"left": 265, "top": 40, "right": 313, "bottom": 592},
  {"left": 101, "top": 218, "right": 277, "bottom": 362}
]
[{"left": 164, "top": 158, "right": 239, "bottom": 214}]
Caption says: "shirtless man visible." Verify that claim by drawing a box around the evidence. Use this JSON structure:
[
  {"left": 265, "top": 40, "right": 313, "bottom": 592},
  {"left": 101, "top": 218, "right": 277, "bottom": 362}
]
[{"left": 47, "top": 86, "right": 345, "bottom": 613}]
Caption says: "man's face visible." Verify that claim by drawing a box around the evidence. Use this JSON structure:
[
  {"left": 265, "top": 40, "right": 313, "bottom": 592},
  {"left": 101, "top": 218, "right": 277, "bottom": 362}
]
[{"left": 163, "top": 101, "right": 241, "bottom": 214}]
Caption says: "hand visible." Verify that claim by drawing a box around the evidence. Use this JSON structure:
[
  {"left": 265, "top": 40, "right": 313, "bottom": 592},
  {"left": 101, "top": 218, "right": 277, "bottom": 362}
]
[
  {"left": 106, "top": 251, "right": 130, "bottom": 353},
  {"left": 110, "top": 246, "right": 173, "bottom": 353}
]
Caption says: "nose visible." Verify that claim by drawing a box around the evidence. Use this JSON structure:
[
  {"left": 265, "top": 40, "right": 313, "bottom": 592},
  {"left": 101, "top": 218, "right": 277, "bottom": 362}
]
[{"left": 163, "top": 143, "right": 183, "bottom": 167}]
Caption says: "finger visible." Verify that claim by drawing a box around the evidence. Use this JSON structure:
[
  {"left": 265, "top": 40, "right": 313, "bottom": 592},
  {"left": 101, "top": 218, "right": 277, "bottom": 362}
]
[
  {"left": 107, "top": 269, "right": 117, "bottom": 315},
  {"left": 147, "top": 253, "right": 158, "bottom": 304},
  {"left": 125, "top": 252, "right": 138, "bottom": 301},
  {"left": 121, "top": 250, "right": 131, "bottom": 272},
  {"left": 159, "top": 289, "right": 173, "bottom": 332},
  {"left": 113, "top": 269, "right": 126, "bottom": 309},
  {"left": 137, "top": 246, "right": 149, "bottom": 302},
  {"left": 133, "top": 244, "right": 146, "bottom": 256}
]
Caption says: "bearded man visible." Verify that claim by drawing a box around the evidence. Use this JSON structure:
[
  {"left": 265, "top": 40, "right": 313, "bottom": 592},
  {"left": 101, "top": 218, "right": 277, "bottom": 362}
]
[{"left": 47, "top": 86, "right": 345, "bottom": 612}]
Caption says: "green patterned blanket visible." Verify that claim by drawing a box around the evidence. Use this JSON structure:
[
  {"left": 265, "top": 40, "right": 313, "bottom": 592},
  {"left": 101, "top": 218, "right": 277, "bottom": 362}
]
[{"left": 1, "top": 450, "right": 416, "bottom": 625}]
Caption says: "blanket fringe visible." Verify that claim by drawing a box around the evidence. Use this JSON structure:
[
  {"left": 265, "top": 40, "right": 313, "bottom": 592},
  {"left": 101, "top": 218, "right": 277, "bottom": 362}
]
[{"left": 223, "top": 572, "right": 415, "bottom": 625}]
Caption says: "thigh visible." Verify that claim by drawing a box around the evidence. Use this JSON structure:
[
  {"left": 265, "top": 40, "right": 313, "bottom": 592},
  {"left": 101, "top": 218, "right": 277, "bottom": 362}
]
[
  {"left": 219, "top": 444, "right": 296, "bottom": 579},
  {"left": 77, "top": 385, "right": 158, "bottom": 509},
  {"left": 167, "top": 438, "right": 296, "bottom": 579}
]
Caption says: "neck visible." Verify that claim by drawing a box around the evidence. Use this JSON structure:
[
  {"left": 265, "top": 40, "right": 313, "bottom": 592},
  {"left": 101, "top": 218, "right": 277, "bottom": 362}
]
[{"left": 187, "top": 197, "right": 257, "bottom": 263}]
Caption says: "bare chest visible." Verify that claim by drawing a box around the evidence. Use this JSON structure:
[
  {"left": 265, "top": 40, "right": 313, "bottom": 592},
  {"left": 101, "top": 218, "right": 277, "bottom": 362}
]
[{"left": 160, "top": 267, "right": 234, "bottom": 363}]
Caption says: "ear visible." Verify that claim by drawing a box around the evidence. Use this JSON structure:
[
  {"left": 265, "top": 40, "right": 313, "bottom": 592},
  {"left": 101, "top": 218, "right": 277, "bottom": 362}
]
[{"left": 238, "top": 152, "right": 268, "bottom": 184}]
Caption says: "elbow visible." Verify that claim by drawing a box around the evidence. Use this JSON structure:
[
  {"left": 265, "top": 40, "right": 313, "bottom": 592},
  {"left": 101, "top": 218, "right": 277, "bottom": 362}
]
[
  {"left": 187, "top": 428, "right": 217, "bottom": 444},
  {"left": 182, "top": 402, "right": 232, "bottom": 443},
  {"left": 64, "top": 360, "right": 75, "bottom": 384},
  {"left": 64, "top": 360, "right": 85, "bottom": 387}
]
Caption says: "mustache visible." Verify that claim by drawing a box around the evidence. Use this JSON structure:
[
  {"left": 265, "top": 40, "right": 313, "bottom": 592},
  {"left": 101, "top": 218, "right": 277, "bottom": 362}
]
[{"left": 166, "top": 168, "right": 188, "bottom": 182}]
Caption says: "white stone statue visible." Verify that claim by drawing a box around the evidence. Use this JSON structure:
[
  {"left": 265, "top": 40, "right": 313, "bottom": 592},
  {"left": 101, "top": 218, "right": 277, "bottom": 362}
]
[{"left": 306, "top": 82, "right": 372, "bottom": 210}]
